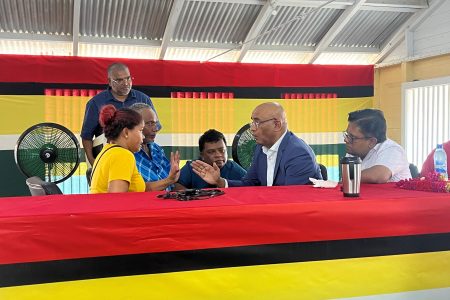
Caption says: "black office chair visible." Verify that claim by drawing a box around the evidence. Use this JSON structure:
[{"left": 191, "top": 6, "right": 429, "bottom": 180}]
[
  {"left": 409, "top": 163, "right": 420, "bottom": 178},
  {"left": 318, "top": 163, "right": 328, "bottom": 180},
  {"left": 86, "top": 167, "right": 93, "bottom": 187},
  {"left": 26, "top": 176, "right": 63, "bottom": 196}
]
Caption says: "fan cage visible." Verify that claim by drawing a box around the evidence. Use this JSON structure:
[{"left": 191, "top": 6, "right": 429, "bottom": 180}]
[
  {"left": 15, "top": 123, "right": 80, "bottom": 184},
  {"left": 232, "top": 124, "right": 256, "bottom": 170}
]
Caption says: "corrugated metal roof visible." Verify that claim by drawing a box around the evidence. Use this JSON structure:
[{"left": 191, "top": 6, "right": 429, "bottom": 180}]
[
  {"left": 78, "top": 43, "right": 159, "bottom": 59},
  {"left": 330, "top": 10, "right": 413, "bottom": 48},
  {"left": 0, "top": 0, "right": 73, "bottom": 35},
  {"left": 0, "top": 0, "right": 433, "bottom": 64},
  {"left": 165, "top": 47, "right": 239, "bottom": 62},
  {"left": 80, "top": 0, "right": 172, "bottom": 39},
  {"left": 243, "top": 50, "right": 313, "bottom": 64},
  {"left": 255, "top": 7, "right": 342, "bottom": 47},
  {"left": 173, "top": 1, "right": 261, "bottom": 44}
]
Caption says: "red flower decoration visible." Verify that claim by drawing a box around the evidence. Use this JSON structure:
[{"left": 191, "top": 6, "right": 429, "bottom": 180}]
[{"left": 396, "top": 172, "right": 450, "bottom": 193}]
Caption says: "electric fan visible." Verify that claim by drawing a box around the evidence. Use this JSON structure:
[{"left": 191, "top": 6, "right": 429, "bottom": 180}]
[
  {"left": 232, "top": 124, "right": 256, "bottom": 170},
  {"left": 15, "top": 123, "right": 80, "bottom": 183}
]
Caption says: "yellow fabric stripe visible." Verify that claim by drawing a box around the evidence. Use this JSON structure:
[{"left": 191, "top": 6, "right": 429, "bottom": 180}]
[
  {"left": 154, "top": 97, "right": 373, "bottom": 133},
  {"left": 0, "top": 95, "right": 47, "bottom": 134},
  {"left": 0, "top": 96, "right": 372, "bottom": 135},
  {"left": 317, "top": 154, "right": 339, "bottom": 167},
  {"left": 1, "top": 250, "right": 448, "bottom": 300}
]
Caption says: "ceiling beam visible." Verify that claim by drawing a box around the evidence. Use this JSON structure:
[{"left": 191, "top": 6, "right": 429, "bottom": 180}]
[
  {"left": 79, "top": 36, "right": 161, "bottom": 47},
  {"left": 171, "top": 40, "right": 379, "bottom": 53},
  {"left": 236, "top": 0, "right": 276, "bottom": 62},
  {"left": 72, "top": 0, "right": 81, "bottom": 56},
  {"left": 0, "top": 32, "right": 71, "bottom": 42},
  {"left": 159, "top": 0, "right": 185, "bottom": 60},
  {"left": 373, "top": 0, "right": 446, "bottom": 64},
  {"left": 170, "top": 41, "right": 240, "bottom": 49},
  {"left": 191, "top": 0, "right": 426, "bottom": 11},
  {"left": 278, "top": 0, "right": 426, "bottom": 12},
  {"left": 308, "top": 0, "right": 367, "bottom": 64},
  {"left": 188, "top": 0, "right": 264, "bottom": 4}
]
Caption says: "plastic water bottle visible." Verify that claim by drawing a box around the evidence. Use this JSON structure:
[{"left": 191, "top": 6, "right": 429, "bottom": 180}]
[{"left": 434, "top": 144, "right": 448, "bottom": 180}]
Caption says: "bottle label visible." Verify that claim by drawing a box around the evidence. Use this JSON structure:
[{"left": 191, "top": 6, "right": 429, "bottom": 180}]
[{"left": 435, "top": 167, "right": 446, "bottom": 174}]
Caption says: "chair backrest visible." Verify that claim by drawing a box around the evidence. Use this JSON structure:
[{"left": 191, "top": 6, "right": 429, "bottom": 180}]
[
  {"left": 86, "top": 167, "right": 93, "bottom": 187},
  {"left": 26, "top": 176, "right": 63, "bottom": 196},
  {"left": 319, "top": 163, "right": 328, "bottom": 181},
  {"left": 409, "top": 163, "right": 420, "bottom": 178}
]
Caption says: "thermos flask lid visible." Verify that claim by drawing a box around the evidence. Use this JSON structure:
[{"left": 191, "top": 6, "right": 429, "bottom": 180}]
[{"left": 340, "top": 156, "right": 362, "bottom": 164}]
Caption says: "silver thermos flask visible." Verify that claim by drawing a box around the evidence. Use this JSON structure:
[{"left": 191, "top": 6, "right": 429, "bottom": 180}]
[{"left": 340, "top": 156, "right": 362, "bottom": 197}]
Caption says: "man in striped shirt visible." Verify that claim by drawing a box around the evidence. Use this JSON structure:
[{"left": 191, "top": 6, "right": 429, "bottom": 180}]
[{"left": 131, "top": 103, "right": 179, "bottom": 191}]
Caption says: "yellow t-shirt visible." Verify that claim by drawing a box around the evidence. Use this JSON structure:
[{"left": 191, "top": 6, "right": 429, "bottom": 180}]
[{"left": 90, "top": 144, "right": 146, "bottom": 194}]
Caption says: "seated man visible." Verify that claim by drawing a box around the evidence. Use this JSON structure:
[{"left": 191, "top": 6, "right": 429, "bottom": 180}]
[
  {"left": 191, "top": 102, "right": 322, "bottom": 187},
  {"left": 344, "top": 109, "right": 411, "bottom": 183},
  {"left": 130, "top": 103, "right": 180, "bottom": 191},
  {"left": 174, "top": 129, "right": 246, "bottom": 190},
  {"left": 420, "top": 140, "right": 450, "bottom": 177}
]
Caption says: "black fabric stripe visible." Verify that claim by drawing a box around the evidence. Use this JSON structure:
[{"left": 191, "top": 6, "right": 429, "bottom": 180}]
[
  {"left": 0, "top": 83, "right": 373, "bottom": 98},
  {"left": 0, "top": 233, "right": 449, "bottom": 287}
]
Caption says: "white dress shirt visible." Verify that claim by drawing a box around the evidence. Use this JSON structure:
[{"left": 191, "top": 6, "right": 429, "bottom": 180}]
[
  {"left": 347, "top": 138, "right": 411, "bottom": 182},
  {"left": 262, "top": 130, "right": 287, "bottom": 186}
]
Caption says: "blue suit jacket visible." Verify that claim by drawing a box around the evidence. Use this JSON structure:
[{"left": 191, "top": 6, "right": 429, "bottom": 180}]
[{"left": 228, "top": 131, "right": 322, "bottom": 186}]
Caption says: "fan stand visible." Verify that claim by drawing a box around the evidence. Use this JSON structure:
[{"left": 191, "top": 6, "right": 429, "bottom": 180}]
[{"left": 39, "top": 144, "right": 58, "bottom": 182}]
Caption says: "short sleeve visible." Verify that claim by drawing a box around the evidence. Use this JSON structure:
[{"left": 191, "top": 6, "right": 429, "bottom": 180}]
[
  {"left": 108, "top": 151, "right": 136, "bottom": 182},
  {"left": 81, "top": 100, "right": 99, "bottom": 140},
  {"left": 375, "top": 146, "right": 408, "bottom": 175}
]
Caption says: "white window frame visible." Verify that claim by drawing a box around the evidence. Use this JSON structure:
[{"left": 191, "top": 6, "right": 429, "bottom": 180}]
[{"left": 402, "top": 76, "right": 450, "bottom": 172}]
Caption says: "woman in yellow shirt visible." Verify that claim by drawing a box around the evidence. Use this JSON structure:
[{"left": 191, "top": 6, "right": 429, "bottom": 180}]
[{"left": 90, "top": 105, "right": 179, "bottom": 193}]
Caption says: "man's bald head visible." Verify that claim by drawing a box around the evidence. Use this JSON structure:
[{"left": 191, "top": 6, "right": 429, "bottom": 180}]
[
  {"left": 250, "top": 102, "right": 288, "bottom": 148},
  {"left": 253, "top": 102, "right": 286, "bottom": 125}
]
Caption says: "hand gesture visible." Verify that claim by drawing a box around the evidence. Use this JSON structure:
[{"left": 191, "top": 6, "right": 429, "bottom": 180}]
[
  {"left": 168, "top": 151, "right": 180, "bottom": 182},
  {"left": 191, "top": 160, "right": 220, "bottom": 185}
]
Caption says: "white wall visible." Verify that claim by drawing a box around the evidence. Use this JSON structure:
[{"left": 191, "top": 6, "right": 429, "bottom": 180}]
[{"left": 383, "top": 0, "right": 450, "bottom": 64}]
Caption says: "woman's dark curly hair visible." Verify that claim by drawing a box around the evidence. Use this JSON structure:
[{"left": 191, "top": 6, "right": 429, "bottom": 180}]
[{"left": 99, "top": 105, "right": 142, "bottom": 140}]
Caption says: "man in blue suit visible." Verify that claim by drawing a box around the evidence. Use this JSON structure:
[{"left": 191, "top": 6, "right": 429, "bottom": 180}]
[{"left": 191, "top": 102, "right": 322, "bottom": 187}]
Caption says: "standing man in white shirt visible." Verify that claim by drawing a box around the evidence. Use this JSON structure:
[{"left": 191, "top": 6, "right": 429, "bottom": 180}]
[
  {"left": 191, "top": 102, "right": 322, "bottom": 187},
  {"left": 343, "top": 109, "right": 411, "bottom": 183}
]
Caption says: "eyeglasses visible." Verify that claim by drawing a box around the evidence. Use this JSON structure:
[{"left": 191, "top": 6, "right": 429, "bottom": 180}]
[
  {"left": 145, "top": 121, "right": 158, "bottom": 128},
  {"left": 111, "top": 76, "right": 132, "bottom": 85},
  {"left": 249, "top": 118, "right": 276, "bottom": 129},
  {"left": 343, "top": 131, "right": 370, "bottom": 144}
]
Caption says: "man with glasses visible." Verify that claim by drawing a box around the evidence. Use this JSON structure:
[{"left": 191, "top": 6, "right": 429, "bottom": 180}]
[
  {"left": 344, "top": 109, "right": 411, "bottom": 183},
  {"left": 81, "top": 62, "right": 159, "bottom": 166},
  {"left": 174, "top": 129, "right": 247, "bottom": 190},
  {"left": 130, "top": 103, "right": 180, "bottom": 191},
  {"left": 191, "top": 102, "right": 322, "bottom": 187}
]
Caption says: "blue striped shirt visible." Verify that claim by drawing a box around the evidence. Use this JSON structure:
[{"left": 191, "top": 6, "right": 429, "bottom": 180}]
[{"left": 134, "top": 143, "right": 172, "bottom": 190}]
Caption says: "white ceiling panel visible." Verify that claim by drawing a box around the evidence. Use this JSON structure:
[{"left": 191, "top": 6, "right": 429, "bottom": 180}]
[{"left": 0, "top": 0, "right": 434, "bottom": 65}]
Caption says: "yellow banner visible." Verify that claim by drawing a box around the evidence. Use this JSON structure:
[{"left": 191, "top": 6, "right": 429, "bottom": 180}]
[{"left": 0, "top": 96, "right": 372, "bottom": 135}]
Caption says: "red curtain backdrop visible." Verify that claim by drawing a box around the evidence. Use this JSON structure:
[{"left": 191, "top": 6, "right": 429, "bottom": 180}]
[{"left": 0, "top": 54, "right": 373, "bottom": 87}]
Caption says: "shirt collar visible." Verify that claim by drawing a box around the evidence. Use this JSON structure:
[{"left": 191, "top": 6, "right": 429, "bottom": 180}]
[
  {"left": 106, "top": 86, "right": 136, "bottom": 102},
  {"left": 262, "top": 130, "right": 288, "bottom": 155}
]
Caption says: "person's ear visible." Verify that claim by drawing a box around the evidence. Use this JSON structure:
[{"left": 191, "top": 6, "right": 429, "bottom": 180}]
[
  {"left": 199, "top": 151, "right": 204, "bottom": 161},
  {"left": 122, "top": 128, "right": 130, "bottom": 139},
  {"left": 274, "top": 119, "right": 282, "bottom": 131},
  {"left": 368, "top": 137, "right": 377, "bottom": 148}
]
